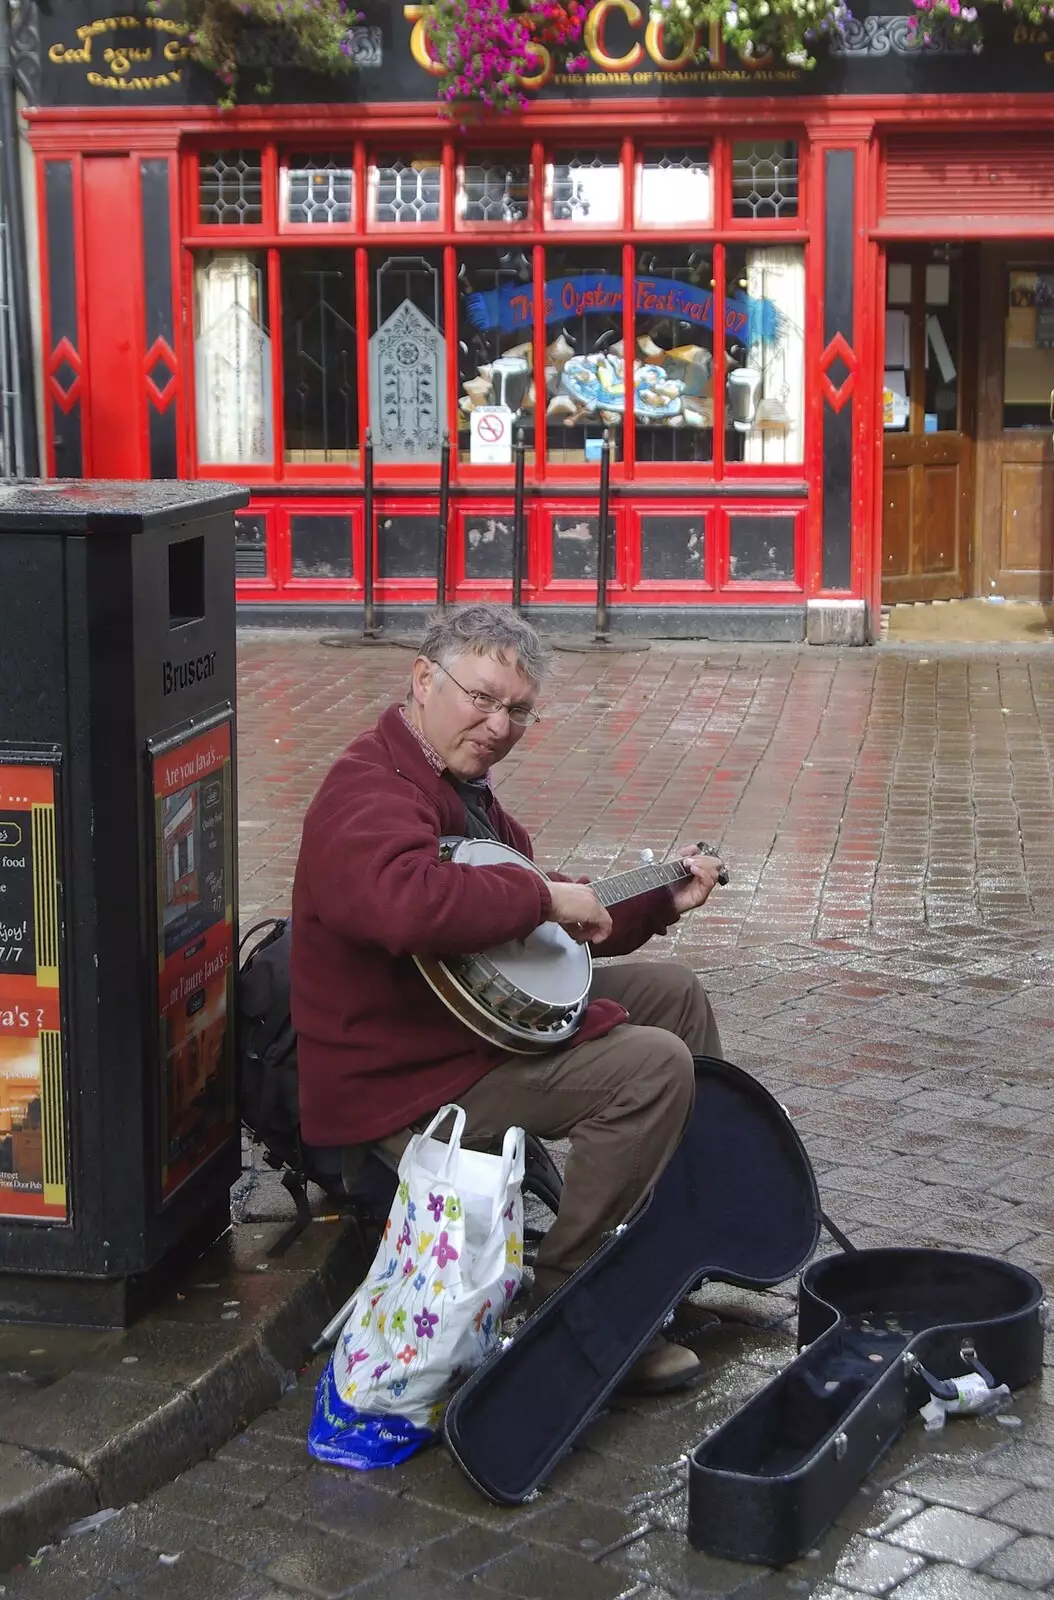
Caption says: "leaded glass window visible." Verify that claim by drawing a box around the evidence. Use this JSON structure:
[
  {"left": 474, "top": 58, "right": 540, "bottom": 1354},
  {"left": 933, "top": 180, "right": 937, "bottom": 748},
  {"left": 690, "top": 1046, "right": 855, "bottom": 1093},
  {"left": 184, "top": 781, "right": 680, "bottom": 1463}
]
[
  {"left": 634, "top": 244, "right": 714, "bottom": 465},
  {"left": 193, "top": 251, "right": 273, "bottom": 465},
  {"left": 637, "top": 148, "right": 712, "bottom": 228},
  {"left": 283, "top": 155, "right": 354, "bottom": 227},
  {"left": 198, "top": 151, "right": 263, "bottom": 226},
  {"left": 731, "top": 141, "right": 799, "bottom": 220},
  {"left": 368, "top": 154, "right": 442, "bottom": 225},
  {"left": 547, "top": 150, "right": 621, "bottom": 227},
  {"left": 281, "top": 249, "right": 358, "bottom": 465},
  {"left": 458, "top": 157, "right": 531, "bottom": 224}
]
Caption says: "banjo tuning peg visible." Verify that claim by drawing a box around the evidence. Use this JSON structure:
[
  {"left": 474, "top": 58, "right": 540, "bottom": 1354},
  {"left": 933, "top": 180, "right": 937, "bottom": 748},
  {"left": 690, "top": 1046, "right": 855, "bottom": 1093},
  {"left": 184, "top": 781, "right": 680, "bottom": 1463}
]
[{"left": 697, "top": 841, "right": 730, "bottom": 887}]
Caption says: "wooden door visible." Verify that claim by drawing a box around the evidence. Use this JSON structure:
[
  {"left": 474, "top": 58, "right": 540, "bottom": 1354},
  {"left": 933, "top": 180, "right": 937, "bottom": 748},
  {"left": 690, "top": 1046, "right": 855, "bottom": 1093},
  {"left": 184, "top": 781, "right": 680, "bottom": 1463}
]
[
  {"left": 881, "top": 247, "right": 976, "bottom": 603},
  {"left": 81, "top": 155, "right": 146, "bottom": 478},
  {"left": 975, "top": 246, "right": 1054, "bottom": 602}
]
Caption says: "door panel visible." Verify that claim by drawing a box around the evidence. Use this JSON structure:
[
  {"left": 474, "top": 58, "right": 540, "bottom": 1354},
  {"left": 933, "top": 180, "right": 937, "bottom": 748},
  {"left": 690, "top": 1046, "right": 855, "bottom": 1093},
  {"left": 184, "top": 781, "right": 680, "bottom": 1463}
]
[
  {"left": 1002, "top": 460, "right": 1053, "bottom": 575},
  {"left": 81, "top": 155, "right": 145, "bottom": 479},
  {"left": 882, "top": 466, "right": 911, "bottom": 582},
  {"left": 881, "top": 247, "right": 975, "bottom": 604},
  {"left": 922, "top": 465, "right": 959, "bottom": 573},
  {"left": 975, "top": 245, "right": 1054, "bottom": 602}
]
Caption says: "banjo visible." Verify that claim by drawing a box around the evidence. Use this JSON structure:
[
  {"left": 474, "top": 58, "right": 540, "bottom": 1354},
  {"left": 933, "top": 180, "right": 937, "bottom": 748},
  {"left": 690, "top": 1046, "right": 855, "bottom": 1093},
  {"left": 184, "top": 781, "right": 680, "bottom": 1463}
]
[{"left": 413, "top": 837, "right": 727, "bottom": 1055}]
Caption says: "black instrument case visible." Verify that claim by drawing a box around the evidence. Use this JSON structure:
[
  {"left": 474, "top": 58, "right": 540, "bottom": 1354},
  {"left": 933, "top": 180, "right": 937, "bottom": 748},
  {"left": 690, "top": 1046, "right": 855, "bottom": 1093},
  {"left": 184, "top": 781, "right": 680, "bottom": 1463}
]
[
  {"left": 444, "top": 1057, "right": 824, "bottom": 1503},
  {"left": 688, "top": 1245, "right": 1044, "bottom": 1565},
  {"left": 444, "top": 1058, "right": 1044, "bottom": 1561}
]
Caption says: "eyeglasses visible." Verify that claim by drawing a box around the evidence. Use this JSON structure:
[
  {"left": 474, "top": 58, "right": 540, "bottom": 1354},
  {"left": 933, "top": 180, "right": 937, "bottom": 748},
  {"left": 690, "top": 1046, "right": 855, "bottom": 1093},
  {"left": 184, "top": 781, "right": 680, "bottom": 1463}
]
[{"left": 433, "top": 661, "right": 541, "bottom": 728}]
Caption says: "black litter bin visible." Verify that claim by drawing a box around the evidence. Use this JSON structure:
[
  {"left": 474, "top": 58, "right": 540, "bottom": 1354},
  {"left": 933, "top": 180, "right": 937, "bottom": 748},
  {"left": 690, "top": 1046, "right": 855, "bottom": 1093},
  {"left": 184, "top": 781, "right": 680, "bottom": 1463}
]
[{"left": 0, "top": 480, "right": 248, "bottom": 1326}]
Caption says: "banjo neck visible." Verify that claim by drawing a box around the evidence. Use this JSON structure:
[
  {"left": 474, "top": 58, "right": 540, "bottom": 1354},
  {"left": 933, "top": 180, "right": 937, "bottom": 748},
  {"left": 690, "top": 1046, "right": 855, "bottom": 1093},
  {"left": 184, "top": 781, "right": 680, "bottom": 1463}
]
[{"left": 590, "top": 857, "right": 694, "bottom": 910}]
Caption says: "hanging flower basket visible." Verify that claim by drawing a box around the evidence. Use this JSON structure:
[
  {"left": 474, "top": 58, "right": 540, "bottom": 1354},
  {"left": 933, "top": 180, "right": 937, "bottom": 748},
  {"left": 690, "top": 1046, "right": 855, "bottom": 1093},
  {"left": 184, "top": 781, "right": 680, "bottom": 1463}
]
[
  {"left": 907, "top": 0, "right": 1054, "bottom": 49},
  {"left": 656, "top": 0, "right": 851, "bottom": 68},
  {"left": 170, "top": 0, "right": 363, "bottom": 105},
  {"left": 427, "top": 0, "right": 589, "bottom": 115}
]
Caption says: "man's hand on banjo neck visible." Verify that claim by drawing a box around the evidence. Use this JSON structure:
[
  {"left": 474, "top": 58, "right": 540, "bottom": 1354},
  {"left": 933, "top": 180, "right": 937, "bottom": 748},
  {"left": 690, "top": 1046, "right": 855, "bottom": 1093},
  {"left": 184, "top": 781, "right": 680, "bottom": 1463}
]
[{"left": 546, "top": 845, "right": 726, "bottom": 946}]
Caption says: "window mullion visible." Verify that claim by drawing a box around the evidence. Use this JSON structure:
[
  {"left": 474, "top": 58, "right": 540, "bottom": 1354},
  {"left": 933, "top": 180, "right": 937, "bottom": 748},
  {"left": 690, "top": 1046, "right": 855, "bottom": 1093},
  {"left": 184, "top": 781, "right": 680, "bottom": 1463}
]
[
  {"left": 532, "top": 243, "right": 547, "bottom": 483},
  {"left": 261, "top": 142, "right": 279, "bottom": 234},
  {"left": 443, "top": 243, "right": 458, "bottom": 483},
  {"left": 354, "top": 139, "right": 366, "bottom": 236},
  {"left": 622, "top": 240, "right": 636, "bottom": 482},
  {"left": 621, "top": 135, "right": 635, "bottom": 482},
  {"left": 267, "top": 244, "right": 285, "bottom": 479},
  {"left": 713, "top": 241, "right": 727, "bottom": 479},
  {"left": 355, "top": 245, "right": 369, "bottom": 485}
]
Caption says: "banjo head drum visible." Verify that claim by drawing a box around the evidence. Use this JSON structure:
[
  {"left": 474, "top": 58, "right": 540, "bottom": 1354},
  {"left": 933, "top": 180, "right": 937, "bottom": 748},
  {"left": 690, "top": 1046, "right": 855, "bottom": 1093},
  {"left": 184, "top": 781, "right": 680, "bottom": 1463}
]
[{"left": 418, "top": 837, "right": 592, "bottom": 1053}]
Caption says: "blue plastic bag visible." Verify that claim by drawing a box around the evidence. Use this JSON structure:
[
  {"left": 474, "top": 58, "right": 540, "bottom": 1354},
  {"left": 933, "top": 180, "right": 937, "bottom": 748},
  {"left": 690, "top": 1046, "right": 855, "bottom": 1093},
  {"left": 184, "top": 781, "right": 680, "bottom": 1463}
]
[{"left": 307, "top": 1361, "right": 435, "bottom": 1470}]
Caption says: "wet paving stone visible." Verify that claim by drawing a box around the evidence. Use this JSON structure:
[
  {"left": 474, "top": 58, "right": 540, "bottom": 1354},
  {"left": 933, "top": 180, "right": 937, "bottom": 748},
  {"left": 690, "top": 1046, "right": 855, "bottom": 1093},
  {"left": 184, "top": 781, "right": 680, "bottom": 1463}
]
[
  {"left": 897, "top": 1472, "right": 1021, "bottom": 1516},
  {"left": 479, "top": 1541, "right": 642, "bottom": 1599},
  {"left": 889, "top": 1566, "right": 1028, "bottom": 1600},
  {"left": 5, "top": 639, "right": 1054, "bottom": 1599},
  {"left": 831, "top": 1532, "right": 926, "bottom": 1593},
  {"left": 983, "top": 1532, "right": 1054, "bottom": 1588},
  {"left": 888, "top": 1505, "right": 1018, "bottom": 1566},
  {"left": 260, "top": 1523, "right": 398, "bottom": 1598}
]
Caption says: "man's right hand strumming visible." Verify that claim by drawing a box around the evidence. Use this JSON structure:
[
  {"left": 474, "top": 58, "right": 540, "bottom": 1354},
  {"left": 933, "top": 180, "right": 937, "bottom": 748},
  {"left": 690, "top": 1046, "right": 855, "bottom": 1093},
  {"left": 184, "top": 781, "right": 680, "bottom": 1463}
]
[{"left": 547, "top": 881, "right": 613, "bottom": 946}]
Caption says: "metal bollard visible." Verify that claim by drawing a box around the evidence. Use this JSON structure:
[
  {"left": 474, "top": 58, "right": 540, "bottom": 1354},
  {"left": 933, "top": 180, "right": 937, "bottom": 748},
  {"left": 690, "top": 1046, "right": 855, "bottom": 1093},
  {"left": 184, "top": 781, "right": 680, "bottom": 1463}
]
[
  {"left": 362, "top": 428, "right": 379, "bottom": 638},
  {"left": 595, "top": 428, "right": 612, "bottom": 640},
  {"left": 436, "top": 431, "right": 451, "bottom": 611},
  {"left": 512, "top": 428, "right": 526, "bottom": 613}
]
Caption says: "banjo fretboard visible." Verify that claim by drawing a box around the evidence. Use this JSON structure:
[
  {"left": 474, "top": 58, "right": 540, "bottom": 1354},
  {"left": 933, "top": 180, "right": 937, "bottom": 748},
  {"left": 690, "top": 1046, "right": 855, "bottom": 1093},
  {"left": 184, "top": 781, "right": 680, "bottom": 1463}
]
[{"left": 591, "top": 857, "right": 693, "bottom": 910}]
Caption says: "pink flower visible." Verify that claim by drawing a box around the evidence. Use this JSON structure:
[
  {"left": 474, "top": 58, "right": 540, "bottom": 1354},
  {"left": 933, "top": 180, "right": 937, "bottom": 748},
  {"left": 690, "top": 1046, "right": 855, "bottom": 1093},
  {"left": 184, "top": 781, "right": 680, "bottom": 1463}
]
[{"left": 432, "top": 1231, "right": 460, "bottom": 1269}]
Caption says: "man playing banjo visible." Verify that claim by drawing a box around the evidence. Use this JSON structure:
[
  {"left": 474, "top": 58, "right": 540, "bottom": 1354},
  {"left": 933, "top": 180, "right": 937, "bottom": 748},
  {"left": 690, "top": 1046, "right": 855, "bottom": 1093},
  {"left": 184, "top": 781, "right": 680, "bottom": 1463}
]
[{"left": 291, "top": 603, "right": 725, "bottom": 1393}]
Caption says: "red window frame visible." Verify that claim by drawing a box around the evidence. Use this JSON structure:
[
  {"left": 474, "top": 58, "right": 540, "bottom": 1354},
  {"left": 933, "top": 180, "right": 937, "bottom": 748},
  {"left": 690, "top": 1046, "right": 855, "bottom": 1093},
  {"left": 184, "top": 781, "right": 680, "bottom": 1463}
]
[{"left": 179, "top": 129, "right": 811, "bottom": 494}]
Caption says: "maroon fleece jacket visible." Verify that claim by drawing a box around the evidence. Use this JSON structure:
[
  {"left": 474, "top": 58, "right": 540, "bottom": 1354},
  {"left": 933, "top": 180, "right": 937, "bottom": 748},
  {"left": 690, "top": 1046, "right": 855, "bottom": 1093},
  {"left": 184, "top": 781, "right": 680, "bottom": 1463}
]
[{"left": 290, "top": 704, "right": 680, "bottom": 1146}]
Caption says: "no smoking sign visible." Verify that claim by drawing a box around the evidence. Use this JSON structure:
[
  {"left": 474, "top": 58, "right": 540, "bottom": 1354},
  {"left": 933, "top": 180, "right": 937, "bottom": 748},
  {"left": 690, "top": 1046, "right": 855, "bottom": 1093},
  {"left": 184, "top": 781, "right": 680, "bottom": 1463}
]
[{"left": 469, "top": 405, "right": 513, "bottom": 466}]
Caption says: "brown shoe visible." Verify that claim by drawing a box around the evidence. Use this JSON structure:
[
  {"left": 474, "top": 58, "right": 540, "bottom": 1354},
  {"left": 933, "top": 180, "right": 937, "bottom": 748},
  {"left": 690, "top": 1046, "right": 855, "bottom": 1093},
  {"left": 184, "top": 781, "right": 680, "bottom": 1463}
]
[{"left": 620, "top": 1334, "right": 701, "bottom": 1396}]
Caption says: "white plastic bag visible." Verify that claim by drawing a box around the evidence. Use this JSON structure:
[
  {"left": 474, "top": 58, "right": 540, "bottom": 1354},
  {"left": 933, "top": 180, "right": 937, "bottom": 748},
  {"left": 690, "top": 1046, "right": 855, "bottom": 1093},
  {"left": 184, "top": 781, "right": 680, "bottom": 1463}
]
[{"left": 308, "top": 1105, "right": 525, "bottom": 1469}]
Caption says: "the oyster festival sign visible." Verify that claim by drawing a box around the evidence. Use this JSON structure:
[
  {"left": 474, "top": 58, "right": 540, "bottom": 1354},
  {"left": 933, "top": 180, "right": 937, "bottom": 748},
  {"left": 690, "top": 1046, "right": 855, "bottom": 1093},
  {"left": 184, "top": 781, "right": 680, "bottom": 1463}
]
[{"left": 464, "top": 276, "right": 779, "bottom": 341}]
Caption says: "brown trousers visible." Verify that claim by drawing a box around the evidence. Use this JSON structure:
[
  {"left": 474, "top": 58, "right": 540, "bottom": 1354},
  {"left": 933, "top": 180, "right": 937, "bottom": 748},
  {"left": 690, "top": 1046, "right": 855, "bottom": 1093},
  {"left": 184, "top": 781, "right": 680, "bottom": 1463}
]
[{"left": 372, "top": 962, "right": 722, "bottom": 1303}]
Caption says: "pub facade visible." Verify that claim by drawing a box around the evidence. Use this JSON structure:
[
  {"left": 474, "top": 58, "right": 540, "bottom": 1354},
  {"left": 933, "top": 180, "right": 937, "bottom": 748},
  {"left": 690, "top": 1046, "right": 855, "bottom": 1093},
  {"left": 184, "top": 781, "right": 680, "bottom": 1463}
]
[{"left": 20, "top": 0, "right": 1054, "bottom": 638}]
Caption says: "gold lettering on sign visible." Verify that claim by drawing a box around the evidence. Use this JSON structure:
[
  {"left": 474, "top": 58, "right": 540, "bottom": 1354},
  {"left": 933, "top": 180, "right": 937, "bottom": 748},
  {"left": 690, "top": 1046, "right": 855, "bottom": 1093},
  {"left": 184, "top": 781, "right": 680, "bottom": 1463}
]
[
  {"left": 49, "top": 12, "right": 190, "bottom": 92},
  {"left": 403, "top": 4, "right": 445, "bottom": 75},
  {"left": 583, "top": 0, "right": 645, "bottom": 70},
  {"left": 86, "top": 69, "right": 183, "bottom": 90},
  {"left": 49, "top": 41, "right": 92, "bottom": 63}
]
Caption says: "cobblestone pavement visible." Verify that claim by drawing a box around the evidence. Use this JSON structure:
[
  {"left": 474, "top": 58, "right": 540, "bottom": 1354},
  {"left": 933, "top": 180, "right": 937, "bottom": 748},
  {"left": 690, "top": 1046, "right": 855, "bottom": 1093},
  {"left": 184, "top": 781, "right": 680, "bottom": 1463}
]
[{"left": 6, "top": 635, "right": 1054, "bottom": 1600}]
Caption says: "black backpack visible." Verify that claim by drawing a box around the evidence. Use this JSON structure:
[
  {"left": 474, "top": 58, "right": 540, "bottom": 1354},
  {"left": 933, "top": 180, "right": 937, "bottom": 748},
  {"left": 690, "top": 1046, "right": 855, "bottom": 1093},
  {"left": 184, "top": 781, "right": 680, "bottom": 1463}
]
[
  {"left": 236, "top": 918, "right": 394, "bottom": 1255},
  {"left": 236, "top": 917, "right": 563, "bottom": 1258}
]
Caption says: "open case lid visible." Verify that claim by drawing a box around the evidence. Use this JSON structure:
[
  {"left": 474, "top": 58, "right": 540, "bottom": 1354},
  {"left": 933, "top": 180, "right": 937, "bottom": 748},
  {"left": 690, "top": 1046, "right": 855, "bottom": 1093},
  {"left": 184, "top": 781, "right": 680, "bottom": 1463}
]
[{"left": 445, "top": 1057, "right": 823, "bottom": 1504}]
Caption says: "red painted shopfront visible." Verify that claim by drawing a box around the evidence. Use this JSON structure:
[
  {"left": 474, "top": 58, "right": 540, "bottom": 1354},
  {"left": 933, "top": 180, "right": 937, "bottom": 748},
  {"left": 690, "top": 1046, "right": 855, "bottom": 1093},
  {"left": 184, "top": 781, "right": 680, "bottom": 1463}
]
[{"left": 22, "top": 1, "right": 1054, "bottom": 638}]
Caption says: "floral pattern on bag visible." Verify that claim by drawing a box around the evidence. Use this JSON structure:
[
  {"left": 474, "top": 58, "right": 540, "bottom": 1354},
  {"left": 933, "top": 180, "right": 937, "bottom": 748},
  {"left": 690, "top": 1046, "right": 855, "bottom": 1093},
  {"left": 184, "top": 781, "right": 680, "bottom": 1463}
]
[{"left": 309, "top": 1106, "right": 525, "bottom": 1470}]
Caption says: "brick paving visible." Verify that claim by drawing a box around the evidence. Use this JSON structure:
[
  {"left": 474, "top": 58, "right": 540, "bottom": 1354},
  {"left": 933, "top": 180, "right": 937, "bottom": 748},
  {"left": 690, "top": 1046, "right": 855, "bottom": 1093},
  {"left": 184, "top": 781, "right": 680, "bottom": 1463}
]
[{"left": 4, "top": 635, "right": 1054, "bottom": 1600}]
